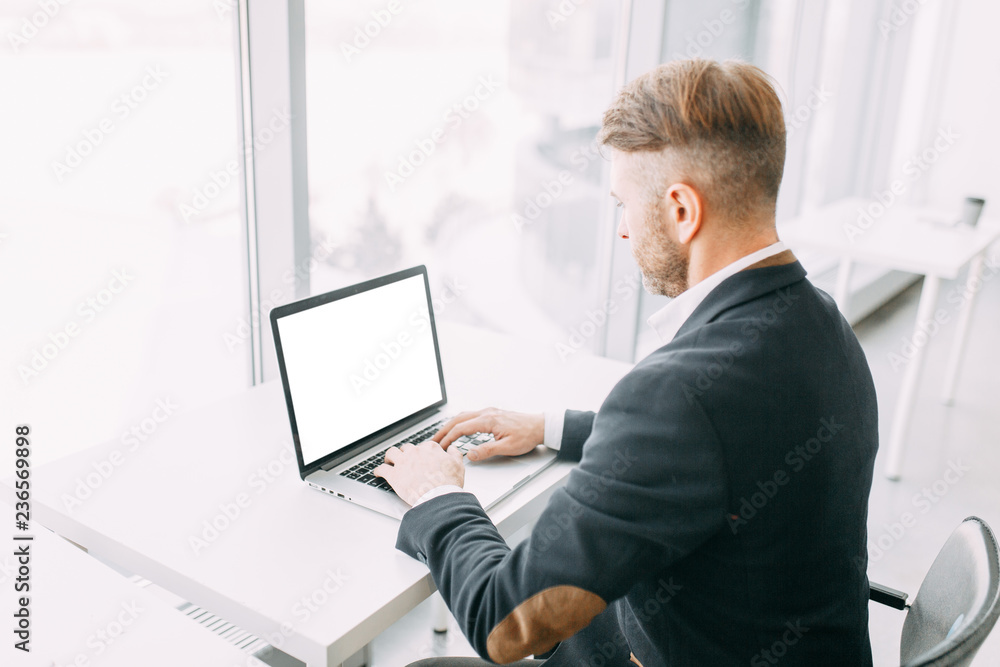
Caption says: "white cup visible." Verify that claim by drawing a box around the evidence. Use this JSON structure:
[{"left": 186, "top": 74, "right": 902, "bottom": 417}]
[{"left": 960, "top": 197, "right": 985, "bottom": 227}]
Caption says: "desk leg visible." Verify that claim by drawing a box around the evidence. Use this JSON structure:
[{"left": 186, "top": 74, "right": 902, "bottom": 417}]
[
  {"left": 834, "top": 257, "right": 853, "bottom": 315},
  {"left": 432, "top": 591, "right": 449, "bottom": 633},
  {"left": 885, "top": 276, "right": 941, "bottom": 481},
  {"left": 941, "top": 252, "right": 985, "bottom": 406},
  {"left": 338, "top": 642, "right": 373, "bottom": 667}
]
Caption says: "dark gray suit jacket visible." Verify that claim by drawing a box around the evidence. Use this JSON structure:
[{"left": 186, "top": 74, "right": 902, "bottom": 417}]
[{"left": 397, "top": 260, "right": 878, "bottom": 666}]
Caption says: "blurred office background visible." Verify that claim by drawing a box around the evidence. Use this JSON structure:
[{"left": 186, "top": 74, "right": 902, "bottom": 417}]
[
  {"left": 2, "top": 1, "right": 998, "bottom": 664},
  {"left": 4, "top": 0, "right": 997, "bottom": 460}
]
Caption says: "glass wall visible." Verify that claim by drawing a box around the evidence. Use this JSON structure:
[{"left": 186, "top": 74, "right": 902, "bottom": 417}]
[
  {"left": 0, "top": 0, "right": 247, "bottom": 465},
  {"left": 303, "top": 0, "right": 621, "bottom": 357}
]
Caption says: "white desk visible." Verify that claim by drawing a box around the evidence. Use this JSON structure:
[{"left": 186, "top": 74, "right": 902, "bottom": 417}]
[
  {"left": 0, "top": 523, "right": 269, "bottom": 666},
  {"left": 780, "top": 198, "right": 1000, "bottom": 479},
  {"left": 12, "top": 322, "right": 632, "bottom": 667}
]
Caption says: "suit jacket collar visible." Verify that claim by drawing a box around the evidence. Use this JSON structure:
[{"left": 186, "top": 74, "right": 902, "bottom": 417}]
[
  {"left": 647, "top": 242, "right": 787, "bottom": 343},
  {"left": 674, "top": 260, "right": 808, "bottom": 339}
]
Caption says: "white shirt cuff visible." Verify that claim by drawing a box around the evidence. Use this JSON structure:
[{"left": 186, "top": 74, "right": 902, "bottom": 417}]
[
  {"left": 543, "top": 410, "right": 565, "bottom": 451},
  {"left": 412, "top": 484, "right": 467, "bottom": 507}
]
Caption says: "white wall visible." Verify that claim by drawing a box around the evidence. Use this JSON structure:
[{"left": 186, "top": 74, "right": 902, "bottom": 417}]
[{"left": 922, "top": 0, "right": 1000, "bottom": 216}]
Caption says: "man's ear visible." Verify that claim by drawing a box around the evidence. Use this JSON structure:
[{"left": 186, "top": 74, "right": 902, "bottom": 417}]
[{"left": 665, "top": 183, "right": 702, "bottom": 245}]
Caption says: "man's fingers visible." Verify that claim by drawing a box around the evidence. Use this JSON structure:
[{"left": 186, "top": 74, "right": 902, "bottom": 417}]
[
  {"left": 439, "top": 417, "right": 492, "bottom": 450},
  {"left": 383, "top": 446, "right": 401, "bottom": 465},
  {"left": 373, "top": 463, "right": 392, "bottom": 480},
  {"left": 467, "top": 439, "right": 498, "bottom": 462},
  {"left": 431, "top": 410, "right": 483, "bottom": 442}
]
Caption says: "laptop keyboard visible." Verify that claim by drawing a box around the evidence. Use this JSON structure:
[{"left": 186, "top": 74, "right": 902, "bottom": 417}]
[{"left": 338, "top": 419, "right": 494, "bottom": 493}]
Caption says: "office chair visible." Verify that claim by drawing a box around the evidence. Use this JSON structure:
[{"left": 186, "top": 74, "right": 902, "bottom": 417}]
[{"left": 869, "top": 516, "right": 1000, "bottom": 666}]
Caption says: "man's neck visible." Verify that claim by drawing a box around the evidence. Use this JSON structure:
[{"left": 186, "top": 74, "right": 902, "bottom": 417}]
[{"left": 686, "top": 233, "right": 783, "bottom": 287}]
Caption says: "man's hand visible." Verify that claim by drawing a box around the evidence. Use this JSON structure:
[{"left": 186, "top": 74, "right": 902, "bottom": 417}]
[
  {"left": 432, "top": 408, "right": 544, "bottom": 461},
  {"left": 374, "top": 441, "right": 465, "bottom": 506}
]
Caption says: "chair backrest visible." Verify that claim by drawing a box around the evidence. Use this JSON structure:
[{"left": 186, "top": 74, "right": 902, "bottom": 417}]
[{"left": 900, "top": 516, "right": 1000, "bottom": 667}]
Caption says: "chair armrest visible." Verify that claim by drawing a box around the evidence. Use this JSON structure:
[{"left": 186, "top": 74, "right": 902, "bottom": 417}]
[{"left": 870, "top": 581, "right": 909, "bottom": 610}]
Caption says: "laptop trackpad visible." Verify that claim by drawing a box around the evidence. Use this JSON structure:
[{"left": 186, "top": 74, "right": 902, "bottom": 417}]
[{"left": 463, "top": 445, "right": 554, "bottom": 505}]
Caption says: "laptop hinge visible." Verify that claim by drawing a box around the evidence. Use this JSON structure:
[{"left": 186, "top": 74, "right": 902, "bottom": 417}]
[{"left": 317, "top": 408, "right": 442, "bottom": 472}]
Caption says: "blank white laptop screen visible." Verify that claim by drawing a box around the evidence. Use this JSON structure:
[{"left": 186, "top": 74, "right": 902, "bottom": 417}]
[{"left": 275, "top": 274, "right": 443, "bottom": 467}]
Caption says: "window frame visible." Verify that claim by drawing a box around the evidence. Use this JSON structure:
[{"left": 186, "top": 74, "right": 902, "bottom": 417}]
[{"left": 239, "top": 0, "right": 312, "bottom": 384}]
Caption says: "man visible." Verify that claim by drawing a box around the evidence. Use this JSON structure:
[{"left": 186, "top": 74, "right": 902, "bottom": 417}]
[{"left": 375, "top": 59, "right": 878, "bottom": 666}]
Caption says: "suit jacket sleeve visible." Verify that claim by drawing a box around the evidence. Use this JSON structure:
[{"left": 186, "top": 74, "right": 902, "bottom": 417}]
[
  {"left": 557, "top": 409, "right": 595, "bottom": 462},
  {"left": 396, "top": 364, "right": 729, "bottom": 664}
]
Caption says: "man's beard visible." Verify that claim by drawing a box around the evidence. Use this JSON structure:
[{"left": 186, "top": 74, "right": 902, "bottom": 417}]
[{"left": 632, "top": 200, "right": 690, "bottom": 298}]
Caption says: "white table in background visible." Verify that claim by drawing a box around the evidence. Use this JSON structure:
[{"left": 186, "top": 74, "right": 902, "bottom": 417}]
[
  {"left": 0, "top": 523, "right": 268, "bottom": 666},
  {"left": 10, "top": 322, "right": 632, "bottom": 667},
  {"left": 780, "top": 197, "right": 1000, "bottom": 480}
]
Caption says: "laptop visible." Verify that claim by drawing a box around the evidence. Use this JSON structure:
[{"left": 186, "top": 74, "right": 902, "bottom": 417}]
[{"left": 270, "top": 265, "right": 557, "bottom": 519}]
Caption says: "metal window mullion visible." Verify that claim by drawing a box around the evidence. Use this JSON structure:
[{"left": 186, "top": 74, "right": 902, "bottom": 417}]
[
  {"left": 237, "top": 0, "right": 264, "bottom": 386},
  {"left": 594, "top": 0, "right": 635, "bottom": 359},
  {"left": 599, "top": 0, "right": 668, "bottom": 364},
  {"left": 241, "top": 0, "right": 311, "bottom": 384}
]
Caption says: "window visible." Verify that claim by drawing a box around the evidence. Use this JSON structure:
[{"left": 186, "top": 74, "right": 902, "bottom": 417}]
[
  {"left": 302, "top": 0, "right": 622, "bottom": 361},
  {"left": 1, "top": 0, "right": 247, "bottom": 464}
]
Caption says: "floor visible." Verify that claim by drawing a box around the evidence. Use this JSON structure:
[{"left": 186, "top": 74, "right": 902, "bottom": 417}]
[
  {"left": 370, "top": 595, "right": 478, "bottom": 665},
  {"left": 366, "top": 265, "right": 1000, "bottom": 667},
  {"left": 856, "top": 270, "right": 1000, "bottom": 666}
]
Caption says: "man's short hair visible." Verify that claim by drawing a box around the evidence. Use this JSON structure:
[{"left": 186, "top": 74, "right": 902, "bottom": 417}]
[{"left": 598, "top": 59, "right": 786, "bottom": 224}]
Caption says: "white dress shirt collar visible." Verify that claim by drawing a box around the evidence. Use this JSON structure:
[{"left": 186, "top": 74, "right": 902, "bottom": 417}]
[{"left": 646, "top": 241, "right": 788, "bottom": 343}]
